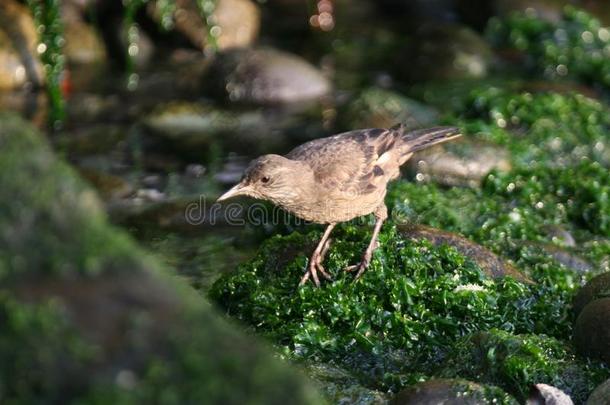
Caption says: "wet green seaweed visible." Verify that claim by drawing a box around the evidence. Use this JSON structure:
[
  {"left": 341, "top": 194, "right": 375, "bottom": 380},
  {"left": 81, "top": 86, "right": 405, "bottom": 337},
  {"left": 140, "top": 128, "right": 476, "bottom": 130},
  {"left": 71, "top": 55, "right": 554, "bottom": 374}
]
[{"left": 439, "top": 329, "right": 608, "bottom": 403}]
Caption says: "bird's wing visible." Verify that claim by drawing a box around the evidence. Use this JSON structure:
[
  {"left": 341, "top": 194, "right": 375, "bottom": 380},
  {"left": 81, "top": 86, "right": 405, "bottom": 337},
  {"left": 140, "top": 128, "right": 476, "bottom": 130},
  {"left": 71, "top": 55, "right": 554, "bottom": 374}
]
[{"left": 286, "top": 128, "right": 397, "bottom": 195}]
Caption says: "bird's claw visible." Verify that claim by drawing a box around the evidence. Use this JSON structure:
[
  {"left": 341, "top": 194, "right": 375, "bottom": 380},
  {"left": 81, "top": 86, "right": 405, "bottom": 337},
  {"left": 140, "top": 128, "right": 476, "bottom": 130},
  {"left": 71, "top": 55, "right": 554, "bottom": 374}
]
[
  {"left": 345, "top": 254, "right": 372, "bottom": 280},
  {"left": 299, "top": 247, "right": 333, "bottom": 287}
]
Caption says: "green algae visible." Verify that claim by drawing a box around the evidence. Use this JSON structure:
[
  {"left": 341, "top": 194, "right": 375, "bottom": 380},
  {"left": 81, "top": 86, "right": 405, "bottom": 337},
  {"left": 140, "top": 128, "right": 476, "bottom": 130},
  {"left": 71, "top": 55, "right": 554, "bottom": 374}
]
[
  {"left": 209, "top": 222, "right": 601, "bottom": 392},
  {"left": 439, "top": 329, "right": 608, "bottom": 403},
  {"left": 487, "top": 6, "right": 610, "bottom": 90}
]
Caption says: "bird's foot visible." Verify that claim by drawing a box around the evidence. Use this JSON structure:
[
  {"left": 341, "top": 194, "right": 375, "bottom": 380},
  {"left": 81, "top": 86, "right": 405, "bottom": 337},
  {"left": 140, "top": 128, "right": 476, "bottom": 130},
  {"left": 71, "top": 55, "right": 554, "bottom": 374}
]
[
  {"left": 299, "top": 239, "right": 333, "bottom": 287},
  {"left": 345, "top": 252, "right": 373, "bottom": 280}
]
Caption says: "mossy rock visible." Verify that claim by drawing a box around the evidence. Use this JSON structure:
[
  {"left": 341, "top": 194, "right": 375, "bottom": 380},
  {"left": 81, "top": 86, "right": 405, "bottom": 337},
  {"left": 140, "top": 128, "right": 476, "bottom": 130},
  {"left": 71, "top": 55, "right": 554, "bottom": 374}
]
[
  {"left": 438, "top": 329, "right": 609, "bottom": 403},
  {"left": 0, "top": 112, "right": 322, "bottom": 404}
]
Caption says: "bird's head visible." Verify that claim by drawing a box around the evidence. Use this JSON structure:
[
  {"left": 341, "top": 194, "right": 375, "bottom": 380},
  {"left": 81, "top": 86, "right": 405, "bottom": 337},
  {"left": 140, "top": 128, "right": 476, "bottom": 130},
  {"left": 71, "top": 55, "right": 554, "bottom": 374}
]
[{"left": 217, "top": 154, "right": 311, "bottom": 204}]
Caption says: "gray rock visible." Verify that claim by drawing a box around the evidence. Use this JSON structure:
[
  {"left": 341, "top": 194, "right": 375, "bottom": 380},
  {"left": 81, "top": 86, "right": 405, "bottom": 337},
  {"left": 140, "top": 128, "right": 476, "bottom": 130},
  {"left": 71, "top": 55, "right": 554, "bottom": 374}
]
[
  {"left": 204, "top": 47, "right": 331, "bottom": 105},
  {"left": 407, "top": 140, "right": 511, "bottom": 187},
  {"left": 527, "top": 383, "right": 574, "bottom": 405},
  {"left": 587, "top": 378, "right": 610, "bottom": 405}
]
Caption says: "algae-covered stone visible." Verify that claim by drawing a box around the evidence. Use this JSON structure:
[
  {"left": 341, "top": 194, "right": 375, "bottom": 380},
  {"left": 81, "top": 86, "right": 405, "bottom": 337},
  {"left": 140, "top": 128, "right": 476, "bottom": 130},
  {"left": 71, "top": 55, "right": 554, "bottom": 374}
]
[
  {"left": 391, "top": 378, "right": 517, "bottom": 405},
  {"left": 573, "top": 272, "right": 610, "bottom": 318},
  {"left": 203, "top": 47, "right": 331, "bottom": 105},
  {"left": 398, "top": 224, "right": 531, "bottom": 283},
  {"left": 339, "top": 87, "right": 439, "bottom": 131},
  {"left": 438, "top": 329, "right": 608, "bottom": 403},
  {"left": 573, "top": 298, "right": 610, "bottom": 365},
  {"left": 0, "top": 112, "right": 322, "bottom": 404}
]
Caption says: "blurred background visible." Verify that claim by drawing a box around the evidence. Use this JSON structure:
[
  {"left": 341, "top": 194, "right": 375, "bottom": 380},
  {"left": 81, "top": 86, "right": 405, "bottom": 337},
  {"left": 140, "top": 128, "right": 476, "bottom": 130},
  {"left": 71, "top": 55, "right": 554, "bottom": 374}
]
[{"left": 1, "top": 0, "right": 610, "bottom": 403}]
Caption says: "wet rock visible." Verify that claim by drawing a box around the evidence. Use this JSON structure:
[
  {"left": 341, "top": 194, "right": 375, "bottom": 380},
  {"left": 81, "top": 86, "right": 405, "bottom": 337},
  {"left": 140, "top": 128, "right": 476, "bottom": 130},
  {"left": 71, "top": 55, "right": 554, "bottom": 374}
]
[
  {"left": 0, "top": 0, "right": 44, "bottom": 90},
  {"left": 142, "top": 101, "right": 277, "bottom": 154},
  {"left": 391, "top": 378, "right": 516, "bottom": 405},
  {"left": 573, "top": 298, "right": 610, "bottom": 365},
  {"left": 527, "top": 383, "right": 574, "bottom": 405},
  {"left": 0, "top": 112, "right": 322, "bottom": 403},
  {"left": 203, "top": 47, "right": 331, "bottom": 105},
  {"left": 149, "top": 0, "right": 260, "bottom": 51},
  {"left": 587, "top": 378, "right": 610, "bottom": 405},
  {"left": 143, "top": 101, "right": 326, "bottom": 157},
  {"left": 398, "top": 224, "right": 532, "bottom": 283},
  {"left": 573, "top": 272, "right": 610, "bottom": 318},
  {"left": 61, "top": 2, "right": 106, "bottom": 65},
  {"left": 397, "top": 24, "right": 493, "bottom": 83},
  {"left": 339, "top": 87, "right": 439, "bottom": 131},
  {"left": 407, "top": 140, "right": 512, "bottom": 187}
]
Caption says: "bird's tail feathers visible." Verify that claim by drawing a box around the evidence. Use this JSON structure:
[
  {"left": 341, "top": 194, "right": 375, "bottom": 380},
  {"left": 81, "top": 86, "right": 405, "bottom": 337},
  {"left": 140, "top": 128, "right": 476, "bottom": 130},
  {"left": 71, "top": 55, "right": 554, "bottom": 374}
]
[{"left": 391, "top": 124, "right": 462, "bottom": 154}]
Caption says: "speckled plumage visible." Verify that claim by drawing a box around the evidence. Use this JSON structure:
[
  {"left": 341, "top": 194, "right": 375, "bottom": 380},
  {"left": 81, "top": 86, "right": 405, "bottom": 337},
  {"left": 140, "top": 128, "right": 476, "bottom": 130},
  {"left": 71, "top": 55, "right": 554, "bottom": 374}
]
[{"left": 218, "top": 124, "right": 462, "bottom": 286}]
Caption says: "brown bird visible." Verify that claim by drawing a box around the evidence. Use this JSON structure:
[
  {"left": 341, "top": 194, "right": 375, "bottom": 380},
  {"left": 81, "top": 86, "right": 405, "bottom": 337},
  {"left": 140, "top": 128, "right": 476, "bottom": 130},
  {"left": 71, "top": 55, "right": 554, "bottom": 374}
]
[{"left": 217, "top": 124, "right": 462, "bottom": 286}]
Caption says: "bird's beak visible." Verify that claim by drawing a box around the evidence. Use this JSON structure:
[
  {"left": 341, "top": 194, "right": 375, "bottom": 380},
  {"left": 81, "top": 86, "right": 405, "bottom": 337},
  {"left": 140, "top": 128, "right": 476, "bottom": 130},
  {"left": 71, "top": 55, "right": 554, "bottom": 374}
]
[{"left": 217, "top": 182, "right": 249, "bottom": 202}]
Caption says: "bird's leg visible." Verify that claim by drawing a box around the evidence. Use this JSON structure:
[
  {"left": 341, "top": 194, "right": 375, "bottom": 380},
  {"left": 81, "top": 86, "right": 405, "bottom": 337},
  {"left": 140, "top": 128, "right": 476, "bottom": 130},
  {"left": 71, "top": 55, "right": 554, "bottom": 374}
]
[
  {"left": 299, "top": 223, "right": 336, "bottom": 287},
  {"left": 346, "top": 204, "right": 388, "bottom": 280}
]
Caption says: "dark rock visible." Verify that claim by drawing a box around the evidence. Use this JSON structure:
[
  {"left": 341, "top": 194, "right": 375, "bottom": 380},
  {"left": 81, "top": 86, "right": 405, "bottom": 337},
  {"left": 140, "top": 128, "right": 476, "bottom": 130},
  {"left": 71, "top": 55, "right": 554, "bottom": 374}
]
[
  {"left": 397, "top": 24, "right": 493, "bottom": 83},
  {"left": 527, "top": 383, "right": 574, "bottom": 405},
  {"left": 573, "top": 272, "right": 610, "bottom": 318},
  {"left": 203, "top": 47, "right": 331, "bottom": 105},
  {"left": 573, "top": 298, "right": 610, "bottom": 365},
  {"left": 398, "top": 224, "right": 533, "bottom": 283},
  {"left": 0, "top": 112, "right": 322, "bottom": 403},
  {"left": 391, "top": 378, "right": 516, "bottom": 405},
  {"left": 0, "top": 0, "right": 44, "bottom": 90},
  {"left": 534, "top": 243, "right": 593, "bottom": 274},
  {"left": 407, "top": 140, "right": 511, "bottom": 187},
  {"left": 587, "top": 378, "right": 610, "bottom": 405}
]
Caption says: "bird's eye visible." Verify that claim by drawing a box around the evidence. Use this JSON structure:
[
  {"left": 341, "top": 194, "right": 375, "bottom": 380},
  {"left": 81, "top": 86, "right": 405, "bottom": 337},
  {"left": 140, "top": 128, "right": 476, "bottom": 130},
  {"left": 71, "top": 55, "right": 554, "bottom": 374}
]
[{"left": 261, "top": 176, "right": 270, "bottom": 184}]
